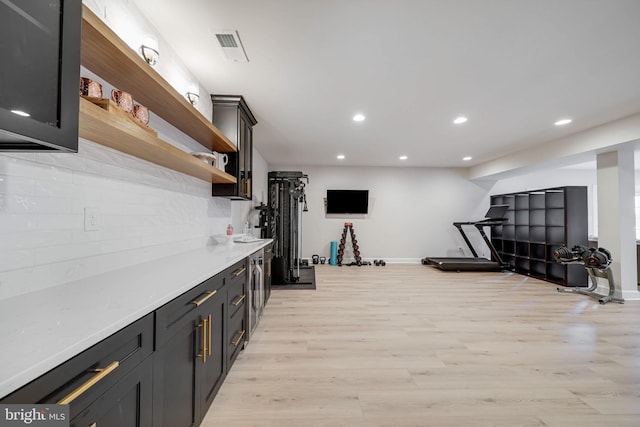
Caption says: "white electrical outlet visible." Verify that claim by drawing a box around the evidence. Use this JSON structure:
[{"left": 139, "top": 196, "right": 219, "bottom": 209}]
[{"left": 84, "top": 207, "right": 99, "bottom": 231}]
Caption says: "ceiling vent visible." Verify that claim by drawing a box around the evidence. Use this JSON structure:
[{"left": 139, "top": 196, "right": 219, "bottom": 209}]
[{"left": 211, "top": 30, "right": 249, "bottom": 63}]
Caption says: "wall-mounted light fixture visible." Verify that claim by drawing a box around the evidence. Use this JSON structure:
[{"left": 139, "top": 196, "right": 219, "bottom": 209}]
[
  {"left": 139, "top": 35, "right": 159, "bottom": 66},
  {"left": 185, "top": 85, "right": 200, "bottom": 106}
]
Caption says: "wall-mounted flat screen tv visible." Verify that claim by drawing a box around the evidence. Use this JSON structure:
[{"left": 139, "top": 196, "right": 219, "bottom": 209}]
[{"left": 326, "top": 190, "right": 369, "bottom": 214}]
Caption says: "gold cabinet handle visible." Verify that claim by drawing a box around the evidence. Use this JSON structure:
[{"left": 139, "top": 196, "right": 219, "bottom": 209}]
[
  {"left": 197, "top": 318, "right": 208, "bottom": 363},
  {"left": 232, "top": 330, "right": 246, "bottom": 347},
  {"left": 57, "top": 361, "right": 119, "bottom": 404},
  {"left": 207, "top": 314, "right": 212, "bottom": 357},
  {"left": 192, "top": 289, "right": 217, "bottom": 306},
  {"left": 233, "top": 267, "right": 246, "bottom": 277},
  {"left": 232, "top": 294, "right": 246, "bottom": 306}
]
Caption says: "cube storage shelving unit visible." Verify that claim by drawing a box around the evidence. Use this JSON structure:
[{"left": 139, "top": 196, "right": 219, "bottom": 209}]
[{"left": 490, "top": 186, "right": 589, "bottom": 287}]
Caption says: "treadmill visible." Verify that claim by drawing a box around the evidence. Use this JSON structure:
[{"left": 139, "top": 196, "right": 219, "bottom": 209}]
[{"left": 423, "top": 205, "right": 510, "bottom": 271}]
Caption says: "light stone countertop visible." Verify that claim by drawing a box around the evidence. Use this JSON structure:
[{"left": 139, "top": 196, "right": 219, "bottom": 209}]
[{"left": 0, "top": 239, "right": 272, "bottom": 399}]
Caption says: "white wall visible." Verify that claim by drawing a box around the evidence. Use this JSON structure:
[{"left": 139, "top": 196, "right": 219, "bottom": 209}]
[
  {"left": 265, "top": 164, "right": 623, "bottom": 263},
  {"left": 270, "top": 165, "right": 495, "bottom": 262}
]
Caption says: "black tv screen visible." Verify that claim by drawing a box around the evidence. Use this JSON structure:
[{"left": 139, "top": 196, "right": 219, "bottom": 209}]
[{"left": 326, "top": 190, "right": 369, "bottom": 214}]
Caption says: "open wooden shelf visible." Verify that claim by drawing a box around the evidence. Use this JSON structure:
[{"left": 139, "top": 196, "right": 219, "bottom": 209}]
[
  {"left": 81, "top": 5, "right": 235, "bottom": 153},
  {"left": 79, "top": 97, "right": 236, "bottom": 184}
]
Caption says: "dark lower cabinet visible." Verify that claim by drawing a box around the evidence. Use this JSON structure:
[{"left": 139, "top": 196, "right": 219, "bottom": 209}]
[
  {"left": 71, "top": 355, "right": 153, "bottom": 427},
  {"left": 197, "top": 289, "right": 226, "bottom": 419},
  {"left": 2, "top": 254, "right": 258, "bottom": 427},
  {"left": 152, "top": 319, "right": 199, "bottom": 427},
  {"left": 153, "top": 274, "right": 226, "bottom": 427},
  {"left": 153, "top": 259, "right": 247, "bottom": 427},
  {"left": 1, "top": 314, "right": 154, "bottom": 426}
]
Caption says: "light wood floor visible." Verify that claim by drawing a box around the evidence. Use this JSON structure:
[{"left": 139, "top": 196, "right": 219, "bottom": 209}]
[{"left": 201, "top": 264, "right": 640, "bottom": 427}]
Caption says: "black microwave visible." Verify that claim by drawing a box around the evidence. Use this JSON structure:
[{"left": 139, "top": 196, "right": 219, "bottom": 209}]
[{"left": 0, "top": 0, "right": 82, "bottom": 152}]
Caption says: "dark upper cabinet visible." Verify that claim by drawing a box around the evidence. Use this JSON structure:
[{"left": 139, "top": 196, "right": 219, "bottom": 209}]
[
  {"left": 0, "top": 0, "right": 82, "bottom": 152},
  {"left": 211, "top": 95, "right": 257, "bottom": 200}
]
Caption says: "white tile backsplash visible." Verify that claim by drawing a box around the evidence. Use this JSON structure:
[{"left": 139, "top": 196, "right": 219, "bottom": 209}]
[
  {"left": 0, "top": 214, "right": 37, "bottom": 233},
  {"left": 0, "top": 139, "right": 235, "bottom": 300}
]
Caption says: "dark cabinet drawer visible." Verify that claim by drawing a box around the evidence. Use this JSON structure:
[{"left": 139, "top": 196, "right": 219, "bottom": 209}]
[
  {"left": 156, "top": 274, "right": 224, "bottom": 346},
  {"left": 2, "top": 314, "right": 153, "bottom": 420},
  {"left": 225, "top": 260, "right": 247, "bottom": 284},
  {"left": 227, "top": 273, "right": 246, "bottom": 319},
  {"left": 71, "top": 355, "right": 153, "bottom": 427},
  {"left": 227, "top": 309, "right": 245, "bottom": 370}
]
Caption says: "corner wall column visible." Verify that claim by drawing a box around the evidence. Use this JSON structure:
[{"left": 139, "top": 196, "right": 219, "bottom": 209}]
[{"left": 596, "top": 149, "right": 639, "bottom": 300}]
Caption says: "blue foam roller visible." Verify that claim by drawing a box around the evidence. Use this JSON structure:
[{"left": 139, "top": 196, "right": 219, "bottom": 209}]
[{"left": 330, "top": 241, "right": 338, "bottom": 265}]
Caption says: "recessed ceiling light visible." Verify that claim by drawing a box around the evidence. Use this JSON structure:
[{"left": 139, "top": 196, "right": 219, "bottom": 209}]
[
  {"left": 353, "top": 113, "right": 365, "bottom": 122},
  {"left": 554, "top": 118, "right": 572, "bottom": 126},
  {"left": 399, "top": 155, "right": 408, "bottom": 160},
  {"left": 337, "top": 154, "right": 345, "bottom": 160},
  {"left": 453, "top": 116, "right": 467, "bottom": 124},
  {"left": 463, "top": 156, "right": 472, "bottom": 161}
]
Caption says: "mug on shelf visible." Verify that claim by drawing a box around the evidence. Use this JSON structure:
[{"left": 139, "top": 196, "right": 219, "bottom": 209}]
[
  {"left": 133, "top": 104, "right": 149, "bottom": 125},
  {"left": 214, "top": 152, "right": 229, "bottom": 171},
  {"left": 110, "top": 89, "right": 133, "bottom": 113},
  {"left": 79, "top": 77, "right": 102, "bottom": 98}
]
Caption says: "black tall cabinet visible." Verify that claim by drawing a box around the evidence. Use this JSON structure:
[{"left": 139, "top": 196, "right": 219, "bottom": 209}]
[
  {"left": 491, "top": 186, "right": 589, "bottom": 287},
  {"left": 211, "top": 95, "right": 257, "bottom": 200}
]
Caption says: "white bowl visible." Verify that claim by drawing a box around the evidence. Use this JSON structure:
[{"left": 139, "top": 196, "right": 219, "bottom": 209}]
[{"left": 191, "top": 152, "right": 216, "bottom": 165}]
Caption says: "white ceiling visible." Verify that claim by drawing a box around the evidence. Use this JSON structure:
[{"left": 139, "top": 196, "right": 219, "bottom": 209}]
[{"left": 131, "top": 0, "right": 640, "bottom": 169}]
